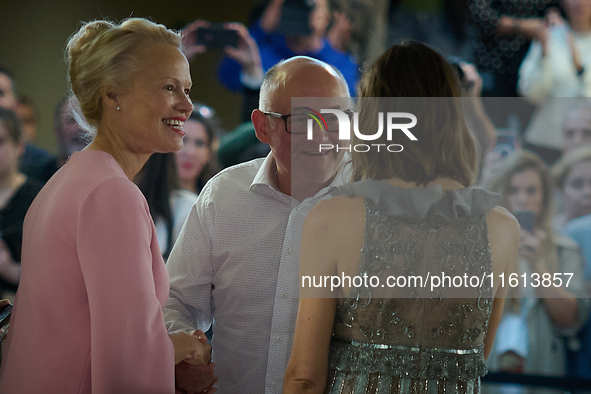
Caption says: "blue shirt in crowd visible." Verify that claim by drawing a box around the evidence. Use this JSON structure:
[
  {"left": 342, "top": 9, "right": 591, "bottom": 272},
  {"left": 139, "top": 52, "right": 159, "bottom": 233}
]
[
  {"left": 218, "top": 22, "right": 360, "bottom": 96},
  {"left": 563, "top": 214, "right": 591, "bottom": 380}
]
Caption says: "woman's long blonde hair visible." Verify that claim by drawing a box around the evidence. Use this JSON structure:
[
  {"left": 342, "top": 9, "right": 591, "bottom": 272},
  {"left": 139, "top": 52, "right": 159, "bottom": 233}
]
[{"left": 492, "top": 151, "right": 559, "bottom": 275}]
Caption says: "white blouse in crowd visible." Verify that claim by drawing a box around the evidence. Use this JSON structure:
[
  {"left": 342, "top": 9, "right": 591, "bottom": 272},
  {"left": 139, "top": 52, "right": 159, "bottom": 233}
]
[
  {"left": 518, "top": 25, "right": 591, "bottom": 150},
  {"left": 519, "top": 25, "right": 591, "bottom": 101},
  {"left": 154, "top": 189, "right": 198, "bottom": 257}
]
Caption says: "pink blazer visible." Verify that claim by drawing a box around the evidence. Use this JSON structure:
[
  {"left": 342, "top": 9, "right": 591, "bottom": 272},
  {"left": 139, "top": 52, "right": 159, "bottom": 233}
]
[{"left": 0, "top": 150, "right": 175, "bottom": 393}]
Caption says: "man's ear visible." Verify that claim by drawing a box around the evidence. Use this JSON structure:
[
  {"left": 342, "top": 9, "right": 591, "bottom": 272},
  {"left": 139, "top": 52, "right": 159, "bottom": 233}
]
[
  {"left": 252, "top": 109, "right": 271, "bottom": 144},
  {"left": 101, "top": 87, "right": 120, "bottom": 112}
]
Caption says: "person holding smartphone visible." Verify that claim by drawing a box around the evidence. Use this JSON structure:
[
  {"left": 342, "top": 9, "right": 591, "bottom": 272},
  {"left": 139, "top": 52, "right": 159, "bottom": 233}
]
[
  {"left": 183, "top": 0, "right": 359, "bottom": 96},
  {"left": 555, "top": 146, "right": 591, "bottom": 380},
  {"left": 487, "top": 151, "right": 588, "bottom": 383}
]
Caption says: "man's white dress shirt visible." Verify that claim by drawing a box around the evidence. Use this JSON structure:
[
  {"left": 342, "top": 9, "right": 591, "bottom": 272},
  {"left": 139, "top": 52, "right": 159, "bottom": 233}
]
[{"left": 164, "top": 153, "right": 347, "bottom": 393}]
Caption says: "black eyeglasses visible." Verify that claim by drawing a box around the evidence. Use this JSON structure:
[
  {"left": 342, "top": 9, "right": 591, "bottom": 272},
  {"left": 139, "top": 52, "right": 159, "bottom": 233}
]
[{"left": 260, "top": 109, "right": 353, "bottom": 134}]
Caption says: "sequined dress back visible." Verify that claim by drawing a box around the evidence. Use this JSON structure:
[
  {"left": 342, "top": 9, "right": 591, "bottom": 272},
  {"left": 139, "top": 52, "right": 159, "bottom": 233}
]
[{"left": 327, "top": 180, "right": 500, "bottom": 394}]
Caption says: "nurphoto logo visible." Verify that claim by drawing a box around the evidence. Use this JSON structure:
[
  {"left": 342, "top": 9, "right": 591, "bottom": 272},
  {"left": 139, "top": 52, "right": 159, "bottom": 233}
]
[{"left": 303, "top": 108, "right": 418, "bottom": 153}]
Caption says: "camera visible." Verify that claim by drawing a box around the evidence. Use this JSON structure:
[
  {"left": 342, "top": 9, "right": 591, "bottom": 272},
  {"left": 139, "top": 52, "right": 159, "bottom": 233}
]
[
  {"left": 276, "top": 0, "right": 316, "bottom": 36},
  {"left": 195, "top": 23, "right": 239, "bottom": 50},
  {"left": 447, "top": 56, "right": 475, "bottom": 91}
]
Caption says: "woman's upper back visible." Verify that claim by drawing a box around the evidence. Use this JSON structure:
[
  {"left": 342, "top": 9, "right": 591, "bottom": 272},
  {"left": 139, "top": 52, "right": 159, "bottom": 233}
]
[
  {"left": 305, "top": 179, "right": 517, "bottom": 342},
  {"left": 303, "top": 179, "right": 519, "bottom": 386},
  {"left": 332, "top": 180, "right": 501, "bottom": 342}
]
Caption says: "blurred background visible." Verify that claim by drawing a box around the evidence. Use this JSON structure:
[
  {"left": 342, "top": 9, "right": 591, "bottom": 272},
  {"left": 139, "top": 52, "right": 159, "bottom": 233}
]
[{"left": 0, "top": 0, "right": 261, "bottom": 152}]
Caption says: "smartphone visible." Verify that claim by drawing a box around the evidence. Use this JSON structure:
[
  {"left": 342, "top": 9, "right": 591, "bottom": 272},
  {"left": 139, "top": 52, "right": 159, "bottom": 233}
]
[
  {"left": 514, "top": 210, "right": 534, "bottom": 232},
  {"left": 493, "top": 134, "right": 517, "bottom": 158},
  {"left": 0, "top": 304, "right": 12, "bottom": 330},
  {"left": 447, "top": 56, "right": 475, "bottom": 91},
  {"left": 195, "top": 24, "right": 238, "bottom": 50},
  {"left": 276, "top": 0, "right": 314, "bottom": 36}
]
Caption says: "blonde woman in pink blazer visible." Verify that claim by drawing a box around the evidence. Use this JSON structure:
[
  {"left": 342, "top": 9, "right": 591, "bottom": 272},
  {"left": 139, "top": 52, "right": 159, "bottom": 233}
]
[{"left": 0, "top": 18, "right": 216, "bottom": 393}]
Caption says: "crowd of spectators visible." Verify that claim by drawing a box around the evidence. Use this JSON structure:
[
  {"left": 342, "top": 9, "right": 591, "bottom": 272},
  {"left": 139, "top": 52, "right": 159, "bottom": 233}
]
[{"left": 0, "top": 0, "right": 590, "bottom": 391}]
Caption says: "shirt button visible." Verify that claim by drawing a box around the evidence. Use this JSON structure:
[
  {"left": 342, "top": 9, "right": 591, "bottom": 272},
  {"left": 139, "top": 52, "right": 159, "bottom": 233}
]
[
  {"left": 296, "top": 206, "right": 301, "bottom": 211},
  {"left": 276, "top": 336, "right": 283, "bottom": 342},
  {"left": 288, "top": 248, "right": 292, "bottom": 254},
  {"left": 281, "top": 293, "right": 287, "bottom": 299}
]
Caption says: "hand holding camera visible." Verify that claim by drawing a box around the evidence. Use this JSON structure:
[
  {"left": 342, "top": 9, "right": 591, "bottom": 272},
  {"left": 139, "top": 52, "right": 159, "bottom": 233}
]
[
  {"left": 181, "top": 20, "right": 263, "bottom": 84},
  {"left": 220, "top": 23, "right": 263, "bottom": 82},
  {"left": 181, "top": 20, "right": 210, "bottom": 58}
]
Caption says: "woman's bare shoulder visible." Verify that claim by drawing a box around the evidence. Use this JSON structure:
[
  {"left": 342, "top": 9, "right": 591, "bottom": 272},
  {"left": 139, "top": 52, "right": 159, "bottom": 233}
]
[
  {"left": 304, "top": 196, "right": 365, "bottom": 239},
  {"left": 486, "top": 206, "right": 520, "bottom": 265},
  {"left": 307, "top": 195, "right": 364, "bottom": 220},
  {"left": 487, "top": 206, "right": 519, "bottom": 233}
]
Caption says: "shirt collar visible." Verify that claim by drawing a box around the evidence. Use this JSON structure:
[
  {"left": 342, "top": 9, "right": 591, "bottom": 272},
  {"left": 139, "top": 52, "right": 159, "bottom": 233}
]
[
  {"left": 251, "top": 152, "right": 277, "bottom": 190},
  {"left": 250, "top": 152, "right": 350, "bottom": 199}
]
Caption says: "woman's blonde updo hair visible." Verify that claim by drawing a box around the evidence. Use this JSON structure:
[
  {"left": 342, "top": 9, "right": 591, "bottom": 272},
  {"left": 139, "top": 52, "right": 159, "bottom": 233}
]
[{"left": 66, "top": 18, "right": 182, "bottom": 134}]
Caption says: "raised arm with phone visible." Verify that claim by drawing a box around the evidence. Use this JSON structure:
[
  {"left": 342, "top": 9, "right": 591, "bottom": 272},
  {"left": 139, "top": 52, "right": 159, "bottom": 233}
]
[
  {"left": 182, "top": 0, "right": 359, "bottom": 95},
  {"left": 182, "top": 20, "right": 264, "bottom": 91}
]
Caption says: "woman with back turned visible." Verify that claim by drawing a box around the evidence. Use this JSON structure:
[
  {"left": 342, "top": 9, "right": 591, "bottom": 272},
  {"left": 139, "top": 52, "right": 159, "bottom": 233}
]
[
  {"left": 284, "top": 41, "right": 520, "bottom": 393},
  {"left": 0, "top": 18, "right": 215, "bottom": 393}
]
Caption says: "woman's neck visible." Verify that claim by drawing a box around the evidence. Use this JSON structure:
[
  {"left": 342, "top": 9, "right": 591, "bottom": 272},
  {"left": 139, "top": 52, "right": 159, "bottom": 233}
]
[
  {"left": 87, "top": 131, "right": 150, "bottom": 181},
  {"left": 179, "top": 178, "right": 197, "bottom": 194}
]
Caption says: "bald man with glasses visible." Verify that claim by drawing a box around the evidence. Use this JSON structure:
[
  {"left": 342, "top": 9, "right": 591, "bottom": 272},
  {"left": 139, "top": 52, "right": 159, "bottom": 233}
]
[{"left": 165, "top": 56, "right": 351, "bottom": 394}]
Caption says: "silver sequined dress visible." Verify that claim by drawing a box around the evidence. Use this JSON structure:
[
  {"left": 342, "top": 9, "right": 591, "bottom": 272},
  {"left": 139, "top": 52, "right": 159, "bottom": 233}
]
[{"left": 326, "top": 180, "right": 501, "bottom": 394}]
